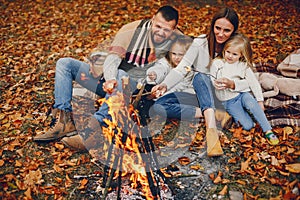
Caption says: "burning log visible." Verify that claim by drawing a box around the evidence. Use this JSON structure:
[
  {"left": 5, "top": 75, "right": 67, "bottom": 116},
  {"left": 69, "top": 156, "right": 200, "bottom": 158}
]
[{"left": 98, "top": 77, "right": 172, "bottom": 200}]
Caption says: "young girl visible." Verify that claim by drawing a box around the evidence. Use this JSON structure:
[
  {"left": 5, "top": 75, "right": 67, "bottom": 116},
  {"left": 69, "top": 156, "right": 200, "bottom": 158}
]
[
  {"left": 210, "top": 33, "right": 279, "bottom": 145},
  {"left": 146, "top": 35, "right": 195, "bottom": 95},
  {"left": 134, "top": 35, "right": 200, "bottom": 126}
]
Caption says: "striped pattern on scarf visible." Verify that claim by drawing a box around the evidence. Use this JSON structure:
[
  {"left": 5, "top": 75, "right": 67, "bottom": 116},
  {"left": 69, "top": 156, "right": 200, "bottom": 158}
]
[{"left": 108, "top": 19, "right": 156, "bottom": 67}]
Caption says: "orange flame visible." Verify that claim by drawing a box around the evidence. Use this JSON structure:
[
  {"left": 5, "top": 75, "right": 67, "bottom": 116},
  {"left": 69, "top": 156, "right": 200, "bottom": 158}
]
[{"left": 97, "top": 92, "right": 158, "bottom": 199}]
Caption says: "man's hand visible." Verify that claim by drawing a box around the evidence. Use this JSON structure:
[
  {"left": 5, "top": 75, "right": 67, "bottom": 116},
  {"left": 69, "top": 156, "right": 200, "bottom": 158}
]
[
  {"left": 151, "top": 83, "right": 167, "bottom": 98},
  {"left": 103, "top": 79, "right": 117, "bottom": 94}
]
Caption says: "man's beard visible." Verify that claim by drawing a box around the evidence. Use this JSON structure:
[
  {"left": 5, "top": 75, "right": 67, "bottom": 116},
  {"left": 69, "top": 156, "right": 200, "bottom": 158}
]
[{"left": 152, "top": 33, "right": 166, "bottom": 46}]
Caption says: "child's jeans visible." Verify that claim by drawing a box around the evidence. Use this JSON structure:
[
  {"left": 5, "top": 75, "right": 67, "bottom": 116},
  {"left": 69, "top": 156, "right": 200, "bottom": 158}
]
[{"left": 222, "top": 92, "right": 272, "bottom": 132}]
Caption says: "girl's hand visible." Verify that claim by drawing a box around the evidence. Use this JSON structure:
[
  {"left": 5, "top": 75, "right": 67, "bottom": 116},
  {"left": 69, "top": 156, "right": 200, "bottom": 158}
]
[
  {"left": 215, "top": 78, "right": 235, "bottom": 90},
  {"left": 258, "top": 101, "right": 265, "bottom": 111},
  {"left": 151, "top": 83, "right": 167, "bottom": 98},
  {"left": 213, "top": 80, "right": 226, "bottom": 90},
  {"left": 147, "top": 71, "right": 157, "bottom": 82}
]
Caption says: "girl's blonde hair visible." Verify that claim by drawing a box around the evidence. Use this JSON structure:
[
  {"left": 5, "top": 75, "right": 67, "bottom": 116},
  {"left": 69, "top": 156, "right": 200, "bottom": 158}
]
[
  {"left": 166, "top": 35, "right": 193, "bottom": 67},
  {"left": 222, "top": 33, "right": 253, "bottom": 68}
]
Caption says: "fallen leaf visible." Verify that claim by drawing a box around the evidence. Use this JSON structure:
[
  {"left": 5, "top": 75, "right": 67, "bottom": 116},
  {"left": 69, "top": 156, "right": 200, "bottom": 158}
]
[
  {"left": 190, "top": 164, "right": 204, "bottom": 171},
  {"left": 236, "top": 180, "right": 247, "bottom": 185},
  {"left": 15, "top": 160, "right": 23, "bottom": 167},
  {"left": 0, "top": 160, "right": 4, "bottom": 167},
  {"left": 219, "top": 185, "right": 227, "bottom": 195},
  {"left": 271, "top": 156, "right": 280, "bottom": 166},
  {"left": 285, "top": 163, "right": 300, "bottom": 173},
  {"left": 178, "top": 157, "right": 190, "bottom": 166},
  {"left": 65, "top": 174, "right": 73, "bottom": 188},
  {"left": 213, "top": 176, "right": 222, "bottom": 184},
  {"left": 24, "top": 187, "right": 32, "bottom": 199},
  {"left": 78, "top": 178, "right": 88, "bottom": 190}
]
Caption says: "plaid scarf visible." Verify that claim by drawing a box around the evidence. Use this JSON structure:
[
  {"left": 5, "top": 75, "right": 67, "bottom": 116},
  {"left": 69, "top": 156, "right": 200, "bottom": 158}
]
[
  {"left": 125, "top": 19, "right": 155, "bottom": 67},
  {"left": 108, "top": 19, "right": 155, "bottom": 67},
  {"left": 109, "top": 19, "right": 177, "bottom": 68}
]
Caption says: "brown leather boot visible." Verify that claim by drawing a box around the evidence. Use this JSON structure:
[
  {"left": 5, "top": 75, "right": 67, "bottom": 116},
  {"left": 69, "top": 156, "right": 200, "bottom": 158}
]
[
  {"left": 61, "top": 116, "right": 102, "bottom": 151},
  {"left": 206, "top": 128, "right": 224, "bottom": 157},
  {"left": 61, "top": 134, "right": 87, "bottom": 152},
  {"left": 34, "top": 109, "right": 77, "bottom": 141}
]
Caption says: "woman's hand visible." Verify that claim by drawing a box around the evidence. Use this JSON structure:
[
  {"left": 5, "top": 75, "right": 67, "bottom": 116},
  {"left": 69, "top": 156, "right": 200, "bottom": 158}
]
[
  {"left": 103, "top": 79, "right": 117, "bottom": 94},
  {"left": 151, "top": 83, "right": 167, "bottom": 98},
  {"left": 214, "top": 78, "right": 235, "bottom": 90}
]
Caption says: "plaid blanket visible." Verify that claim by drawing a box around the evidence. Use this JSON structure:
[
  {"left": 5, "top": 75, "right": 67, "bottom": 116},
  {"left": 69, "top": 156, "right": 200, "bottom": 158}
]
[{"left": 254, "top": 62, "right": 300, "bottom": 126}]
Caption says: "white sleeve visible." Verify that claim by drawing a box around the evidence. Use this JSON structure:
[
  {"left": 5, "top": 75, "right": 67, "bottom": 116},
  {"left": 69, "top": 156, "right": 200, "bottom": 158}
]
[
  {"left": 162, "top": 36, "right": 209, "bottom": 90},
  {"left": 146, "top": 58, "right": 171, "bottom": 84},
  {"left": 245, "top": 68, "right": 264, "bottom": 101},
  {"left": 103, "top": 54, "right": 122, "bottom": 81},
  {"left": 210, "top": 59, "right": 222, "bottom": 82}
]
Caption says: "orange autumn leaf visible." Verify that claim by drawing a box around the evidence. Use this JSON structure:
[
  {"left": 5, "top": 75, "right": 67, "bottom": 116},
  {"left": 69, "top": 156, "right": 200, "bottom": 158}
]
[
  {"left": 240, "top": 157, "right": 251, "bottom": 172},
  {"left": 228, "top": 157, "right": 238, "bottom": 164},
  {"left": 288, "top": 179, "right": 298, "bottom": 189},
  {"left": 65, "top": 174, "right": 73, "bottom": 188},
  {"left": 285, "top": 163, "right": 300, "bottom": 173},
  {"left": 54, "top": 143, "right": 65, "bottom": 150},
  {"left": 278, "top": 170, "right": 290, "bottom": 176},
  {"left": 24, "top": 188, "right": 32, "bottom": 199},
  {"left": 222, "top": 179, "right": 230, "bottom": 184},
  {"left": 283, "top": 126, "right": 293, "bottom": 135},
  {"left": 190, "top": 164, "right": 204, "bottom": 171},
  {"left": 219, "top": 185, "right": 228, "bottom": 195},
  {"left": 271, "top": 156, "right": 280, "bottom": 166},
  {"left": 287, "top": 147, "right": 295, "bottom": 154},
  {"left": 24, "top": 169, "right": 43, "bottom": 188},
  {"left": 15, "top": 160, "right": 22, "bottom": 167},
  {"left": 213, "top": 176, "right": 222, "bottom": 184},
  {"left": 178, "top": 156, "right": 190, "bottom": 166},
  {"left": 53, "top": 164, "right": 63, "bottom": 173},
  {"left": 16, "top": 179, "right": 26, "bottom": 190},
  {"left": 236, "top": 179, "right": 247, "bottom": 185},
  {"left": 0, "top": 159, "right": 4, "bottom": 167},
  {"left": 55, "top": 177, "right": 63, "bottom": 183},
  {"left": 78, "top": 178, "right": 88, "bottom": 190}
]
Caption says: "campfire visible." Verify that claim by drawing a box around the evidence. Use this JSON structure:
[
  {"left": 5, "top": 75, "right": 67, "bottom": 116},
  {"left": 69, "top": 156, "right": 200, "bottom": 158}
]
[{"left": 90, "top": 77, "right": 173, "bottom": 200}]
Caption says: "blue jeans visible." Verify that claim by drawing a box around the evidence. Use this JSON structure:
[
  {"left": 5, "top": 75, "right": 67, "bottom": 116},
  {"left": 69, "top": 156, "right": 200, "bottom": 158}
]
[
  {"left": 53, "top": 57, "right": 106, "bottom": 112},
  {"left": 152, "top": 72, "right": 217, "bottom": 121},
  {"left": 223, "top": 92, "right": 272, "bottom": 132},
  {"left": 152, "top": 92, "right": 199, "bottom": 121},
  {"left": 192, "top": 72, "right": 216, "bottom": 112}
]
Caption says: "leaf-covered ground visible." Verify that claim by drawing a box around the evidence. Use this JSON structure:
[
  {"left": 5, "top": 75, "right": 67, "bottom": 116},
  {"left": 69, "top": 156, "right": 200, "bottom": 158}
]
[{"left": 1, "top": 0, "right": 300, "bottom": 199}]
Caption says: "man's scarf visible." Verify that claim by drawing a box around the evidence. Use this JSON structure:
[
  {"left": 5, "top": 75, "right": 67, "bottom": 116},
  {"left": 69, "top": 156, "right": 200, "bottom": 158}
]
[{"left": 109, "top": 19, "right": 167, "bottom": 67}]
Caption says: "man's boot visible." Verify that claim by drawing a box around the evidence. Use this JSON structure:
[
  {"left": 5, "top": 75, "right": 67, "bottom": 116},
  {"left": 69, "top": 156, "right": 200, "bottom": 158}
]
[
  {"left": 61, "top": 116, "right": 101, "bottom": 151},
  {"left": 206, "top": 128, "right": 224, "bottom": 157},
  {"left": 33, "top": 109, "right": 77, "bottom": 141}
]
